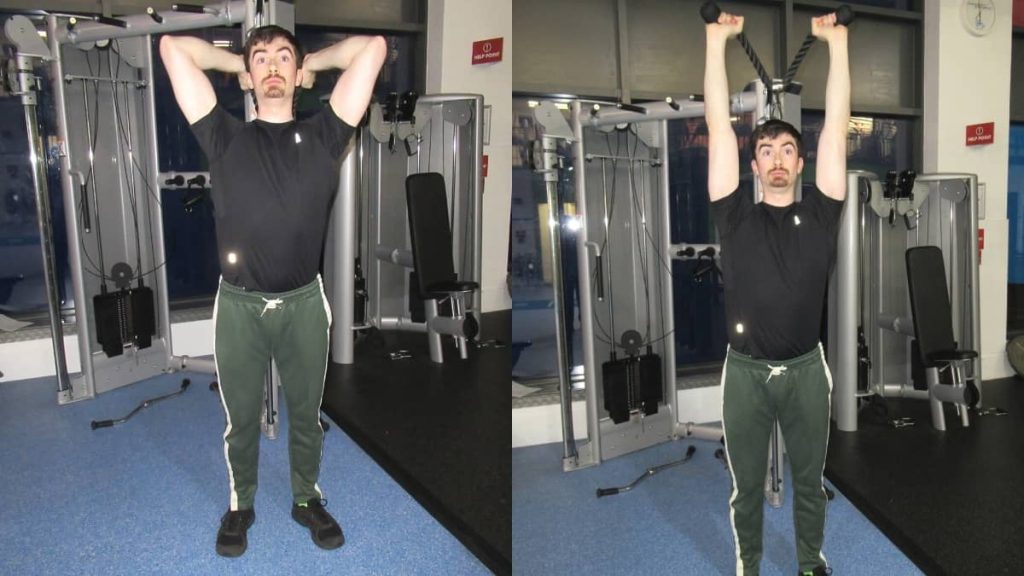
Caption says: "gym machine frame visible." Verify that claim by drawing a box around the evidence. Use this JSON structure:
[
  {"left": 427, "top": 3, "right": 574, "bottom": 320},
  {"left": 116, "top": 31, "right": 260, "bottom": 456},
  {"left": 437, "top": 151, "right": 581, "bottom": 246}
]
[
  {"left": 4, "top": 0, "right": 295, "bottom": 438},
  {"left": 543, "top": 3, "right": 854, "bottom": 511},
  {"left": 326, "top": 94, "right": 484, "bottom": 364},
  {"left": 830, "top": 171, "right": 981, "bottom": 432}
]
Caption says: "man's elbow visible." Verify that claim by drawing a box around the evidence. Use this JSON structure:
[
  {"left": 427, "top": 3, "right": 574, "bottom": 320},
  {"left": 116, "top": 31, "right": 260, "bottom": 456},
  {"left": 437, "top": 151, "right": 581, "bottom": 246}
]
[
  {"left": 158, "top": 35, "right": 178, "bottom": 60},
  {"left": 366, "top": 36, "right": 387, "bottom": 64}
]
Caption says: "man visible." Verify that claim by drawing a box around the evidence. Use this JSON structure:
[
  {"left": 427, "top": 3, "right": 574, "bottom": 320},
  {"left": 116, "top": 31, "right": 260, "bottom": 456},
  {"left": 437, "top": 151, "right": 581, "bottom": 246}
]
[
  {"left": 159, "top": 26, "right": 386, "bottom": 557},
  {"left": 704, "top": 9, "right": 850, "bottom": 576}
]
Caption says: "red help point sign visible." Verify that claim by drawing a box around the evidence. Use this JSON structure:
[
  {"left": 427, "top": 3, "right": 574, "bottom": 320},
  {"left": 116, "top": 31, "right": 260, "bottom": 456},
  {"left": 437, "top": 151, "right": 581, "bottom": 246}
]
[
  {"left": 965, "top": 122, "right": 994, "bottom": 146},
  {"left": 472, "top": 37, "right": 503, "bottom": 65}
]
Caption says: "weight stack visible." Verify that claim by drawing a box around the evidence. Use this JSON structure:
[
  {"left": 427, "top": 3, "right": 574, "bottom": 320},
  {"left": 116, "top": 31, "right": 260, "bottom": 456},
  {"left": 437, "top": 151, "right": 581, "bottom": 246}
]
[{"left": 94, "top": 286, "right": 155, "bottom": 357}]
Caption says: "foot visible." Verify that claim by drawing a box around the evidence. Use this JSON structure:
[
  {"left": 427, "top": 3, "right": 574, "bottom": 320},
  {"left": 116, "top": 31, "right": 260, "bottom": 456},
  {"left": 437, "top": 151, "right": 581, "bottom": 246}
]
[
  {"left": 799, "top": 567, "right": 832, "bottom": 576},
  {"left": 216, "top": 509, "right": 255, "bottom": 557},
  {"left": 291, "top": 498, "right": 345, "bottom": 550}
]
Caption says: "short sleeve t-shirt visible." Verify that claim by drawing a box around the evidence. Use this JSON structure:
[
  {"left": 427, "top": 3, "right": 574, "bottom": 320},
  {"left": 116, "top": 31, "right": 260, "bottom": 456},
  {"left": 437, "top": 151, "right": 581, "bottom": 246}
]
[
  {"left": 710, "top": 186, "right": 845, "bottom": 360},
  {"left": 189, "top": 105, "right": 356, "bottom": 293}
]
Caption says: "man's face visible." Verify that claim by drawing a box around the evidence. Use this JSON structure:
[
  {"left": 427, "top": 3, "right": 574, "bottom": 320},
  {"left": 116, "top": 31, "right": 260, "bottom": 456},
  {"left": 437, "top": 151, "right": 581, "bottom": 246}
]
[
  {"left": 750, "top": 134, "right": 804, "bottom": 191},
  {"left": 245, "top": 37, "right": 301, "bottom": 104}
]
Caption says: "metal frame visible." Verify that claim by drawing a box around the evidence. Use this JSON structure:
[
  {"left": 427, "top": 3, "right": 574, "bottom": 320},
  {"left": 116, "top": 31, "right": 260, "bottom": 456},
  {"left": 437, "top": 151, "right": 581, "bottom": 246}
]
[
  {"left": 5, "top": 1, "right": 301, "bottom": 440},
  {"left": 543, "top": 80, "right": 812, "bottom": 509},
  {"left": 831, "top": 171, "right": 981, "bottom": 432},
  {"left": 534, "top": 90, "right": 760, "bottom": 472},
  {"left": 332, "top": 94, "right": 484, "bottom": 364}
]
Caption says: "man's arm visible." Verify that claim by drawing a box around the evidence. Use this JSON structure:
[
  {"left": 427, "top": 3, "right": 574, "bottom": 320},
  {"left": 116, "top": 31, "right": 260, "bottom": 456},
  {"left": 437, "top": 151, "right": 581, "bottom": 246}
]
[
  {"left": 301, "top": 36, "right": 388, "bottom": 126},
  {"left": 159, "top": 35, "right": 245, "bottom": 125},
  {"left": 704, "top": 13, "right": 744, "bottom": 202},
  {"left": 812, "top": 13, "right": 851, "bottom": 201}
]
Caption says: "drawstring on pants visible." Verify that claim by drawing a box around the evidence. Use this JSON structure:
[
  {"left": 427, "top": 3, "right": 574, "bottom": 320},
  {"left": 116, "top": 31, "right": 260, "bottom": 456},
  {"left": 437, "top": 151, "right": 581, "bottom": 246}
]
[
  {"left": 765, "top": 364, "right": 788, "bottom": 383},
  {"left": 260, "top": 297, "right": 284, "bottom": 317}
]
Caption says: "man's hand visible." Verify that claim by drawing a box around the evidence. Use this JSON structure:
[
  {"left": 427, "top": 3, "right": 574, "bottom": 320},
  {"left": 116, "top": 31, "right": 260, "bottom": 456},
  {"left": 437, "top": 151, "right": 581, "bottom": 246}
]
[
  {"left": 706, "top": 12, "right": 744, "bottom": 43},
  {"left": 812, "top": 12, "right": 848, "bottom": 45},
  {"left": 299, "top": 55, "right": 316, "bottom": 89},
  {"left": 238, "top": 71, "right": 253, "bottom": 92}
]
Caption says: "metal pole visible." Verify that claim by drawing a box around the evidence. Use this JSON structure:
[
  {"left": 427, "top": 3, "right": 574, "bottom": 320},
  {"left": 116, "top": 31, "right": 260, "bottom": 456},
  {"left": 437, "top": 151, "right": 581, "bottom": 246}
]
[
  {"left": 48, "top": 15, "right": 94, "bottom": 401},
  {"left": 542, "top": 134, "right": 576, "bottom": 464},
  {"left": 57, "top": 0, "right": 248, "bottom": 45},
  {"left": 573, "top": 101, "right": 601, "bottom": 467},
  {"left": 333, "top": 145, "right": 358, "bottom": 364},
  {"left": 656, "top": 120, "right": 677, "bottom": 429},
  {"left": 143, "top": 35, "right": 176, "bottom": 370},
  {"left": 834, "top": 171, "right": 865, "bottom": 432},
  {"left": 472, "top": 96, "right": 484, "bottom": 313},
  {"left": 19, "top": 53, "right": 72, "bottom": 394}
]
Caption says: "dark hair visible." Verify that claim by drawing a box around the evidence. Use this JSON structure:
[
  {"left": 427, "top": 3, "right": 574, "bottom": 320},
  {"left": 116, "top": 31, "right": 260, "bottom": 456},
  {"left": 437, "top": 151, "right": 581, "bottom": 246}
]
[
  {"left": 749, "top": 119, "right": 804, "bottom": 160},
  {"left": 242, "top": 25, "right": 304, "bottom": 73}
]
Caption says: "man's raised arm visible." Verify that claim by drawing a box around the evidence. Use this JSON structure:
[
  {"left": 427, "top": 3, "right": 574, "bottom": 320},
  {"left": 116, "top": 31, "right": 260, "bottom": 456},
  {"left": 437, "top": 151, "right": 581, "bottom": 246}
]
[
  {"left": 300, "top": 36, "right": 388, "bottom": 126},
  {"left": 704, "top": 13, "right": 744, "bottom": 202},
  {"left": 812, "top": 13, "right": 851, "bottom": 201},
  {"left": 159, "top": 36, "right": 245, "bottom": 125}
]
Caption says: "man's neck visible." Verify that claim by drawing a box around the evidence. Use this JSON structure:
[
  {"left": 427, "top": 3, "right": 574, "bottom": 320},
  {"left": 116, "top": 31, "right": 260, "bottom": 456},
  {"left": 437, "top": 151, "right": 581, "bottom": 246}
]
[
  {"left": 761, "top": 186, "right": 796, "bottom": 207},
  {"left": 255, "top": 99, "right": 294, "bottom": 123}
]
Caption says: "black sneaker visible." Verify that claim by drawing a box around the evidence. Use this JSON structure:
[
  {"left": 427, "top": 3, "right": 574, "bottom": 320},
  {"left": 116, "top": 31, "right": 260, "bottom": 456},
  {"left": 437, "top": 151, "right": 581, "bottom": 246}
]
[
  {"left": 799, "top": 567, "right": 833, "bottom": 576},
  {"left": 216, "top": 509, "right": 255, "bottom": 557},
  {"left": 291, "top": 498, "right": 345, "bottom": 550}
]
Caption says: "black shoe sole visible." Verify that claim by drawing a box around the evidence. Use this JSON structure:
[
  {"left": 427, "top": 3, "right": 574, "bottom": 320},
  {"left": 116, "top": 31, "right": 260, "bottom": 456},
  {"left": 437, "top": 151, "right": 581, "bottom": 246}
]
[
  {"left": 291, "top": 508, "right": 345, "bottom": 550},
  {"left": 216, "top": 511, "right": 255, "bottom": 558},
  {"left": 215, "top": 541, "right": 246, "bottom": 558}
]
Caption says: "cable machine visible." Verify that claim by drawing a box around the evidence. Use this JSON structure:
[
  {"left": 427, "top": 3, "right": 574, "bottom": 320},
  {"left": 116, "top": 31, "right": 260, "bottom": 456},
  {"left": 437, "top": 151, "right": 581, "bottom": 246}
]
[
  {"left": 538, "top": 2, "right": 855, "bottom": 510},
  {"left": 2, "top": 1, "right": 294, "bottom": 437},
  {"left": 325, "top": 93, "right": 484, "bottom": 364},
  {"left": 830, "top": 171, "right": 981, "bottom": 432}
]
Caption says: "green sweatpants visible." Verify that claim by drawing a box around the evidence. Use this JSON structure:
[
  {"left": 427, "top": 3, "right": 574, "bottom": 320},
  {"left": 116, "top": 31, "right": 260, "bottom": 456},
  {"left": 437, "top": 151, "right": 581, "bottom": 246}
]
[
  {"left": 721, "top": 344, "right": 832, "bottom": 575},
  {"left": 213, "top": 276, "right": 332, "bottom": 511}
]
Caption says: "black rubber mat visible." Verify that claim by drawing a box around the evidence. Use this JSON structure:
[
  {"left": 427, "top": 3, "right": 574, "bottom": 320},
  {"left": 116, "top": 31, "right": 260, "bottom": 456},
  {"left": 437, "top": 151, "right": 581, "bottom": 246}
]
[
  {"left": 825, "top": 377, "right": 1024, "bottom": 576},
  {"left": 321, "top": 311, "right": 511, "bottom": 575}
]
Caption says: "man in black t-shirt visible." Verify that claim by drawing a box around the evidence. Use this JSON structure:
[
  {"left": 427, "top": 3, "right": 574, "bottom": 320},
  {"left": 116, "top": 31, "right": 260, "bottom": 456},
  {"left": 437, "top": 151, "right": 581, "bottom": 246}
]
[
  {"left": 160, "top": 26, "right": 386, "bottom": 557},
  {"left": 704, "top": 9, "right": 850, "bottom": 576}
]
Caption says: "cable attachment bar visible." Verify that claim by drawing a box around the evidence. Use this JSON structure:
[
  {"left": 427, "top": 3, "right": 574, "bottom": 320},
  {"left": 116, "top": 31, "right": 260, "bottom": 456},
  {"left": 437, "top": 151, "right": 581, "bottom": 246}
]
[{"left": 596, "top": 445, "right": 697, "bottom": 497}]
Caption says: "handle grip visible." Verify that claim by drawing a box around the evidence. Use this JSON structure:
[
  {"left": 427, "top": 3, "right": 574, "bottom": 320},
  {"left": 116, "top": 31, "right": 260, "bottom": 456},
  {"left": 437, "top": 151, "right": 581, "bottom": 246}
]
[
  {"left": 91, "top": 420, "right": 114, "bottom": 429},
  {"left": 95, "top": 15, "right": 128, "bottom": 28},
  {"left": 699, "top": 1, "right": 721, "bottom": 24},
  {"left": 172, "top": 4, "right": 206, "bottom": 13},
  {"left": 595, "top": 254, "right": 605, "bottom": 301},
  {"left": 596, "top": 488, "right": 619, "bottom": 498},
  {"left": 836, "top": 4, "right": 855, "bottom": 27},
  {"left": 80, "top": 181, "right": 91, "bottom": 232}
]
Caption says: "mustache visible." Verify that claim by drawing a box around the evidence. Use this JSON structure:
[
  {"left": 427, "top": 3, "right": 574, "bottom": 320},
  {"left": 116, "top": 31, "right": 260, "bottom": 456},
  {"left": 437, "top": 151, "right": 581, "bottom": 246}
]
[{"left": 263, "top": 74, "right": 285, "bottom": 84}]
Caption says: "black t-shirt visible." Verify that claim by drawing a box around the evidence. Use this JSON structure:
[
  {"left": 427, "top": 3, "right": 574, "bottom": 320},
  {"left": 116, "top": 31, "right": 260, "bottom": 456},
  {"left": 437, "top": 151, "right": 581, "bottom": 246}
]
[
  {"left": 189, "top": 105, "right": 356, "bottom": 293},
  {"left": 710, "top": 186, "right": 845, "bottom": 360}
]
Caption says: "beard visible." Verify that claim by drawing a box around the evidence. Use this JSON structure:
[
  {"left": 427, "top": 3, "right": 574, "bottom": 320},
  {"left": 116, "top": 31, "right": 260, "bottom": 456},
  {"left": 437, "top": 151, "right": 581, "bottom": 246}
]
[
  {"left": 263, "top": 75, "right": 286, "bottom": 99},
  {"left": 768, "top": 170, "right": 789, "bottom": 187}
]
